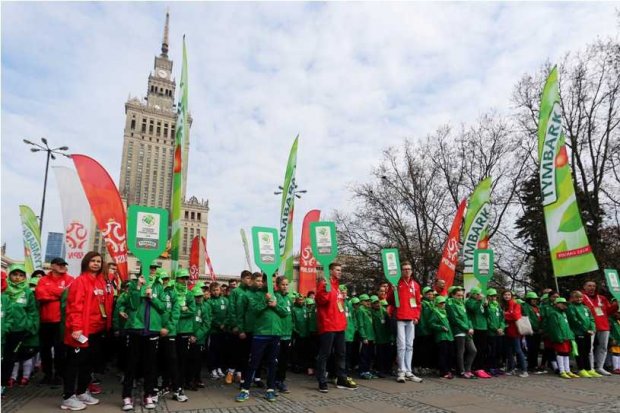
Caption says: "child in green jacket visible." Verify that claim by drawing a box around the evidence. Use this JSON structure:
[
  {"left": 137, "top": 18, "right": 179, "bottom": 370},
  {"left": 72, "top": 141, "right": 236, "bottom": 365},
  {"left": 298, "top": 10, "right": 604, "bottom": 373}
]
[
  {"left": 344, "top": 297, "right": 359, "bottom": 375},
  {"left": 356, "top": 294, "right": 375, "bottom": 379},
  {"left": 545, "top": 297, "right": 576, "bottom": 379},
  {"left": 275, "top": 276, "right": 293, "bottom": 393},
  {"left": 428, "top": 296, "right": 453, "bottom": 379},
  {"left": 609, "top": 309, "right": 620, "bottom": 374},
  {"left": 306, "top": 297, "right": 318, "bottom": 376},
  {"left": 187, "top": 283, "right": 212, "bottom": 390},
  {"left": 466, "top": 287, "right": 491, "bottom": 378},
  {"left": 566, "top": 291, "right": 596, "bottom": 377},
  {"left": 207, "top": 282, "right": 229, "bottom": 380},
  {"left": 372, "top": 296, "right": 392, "bottom": 377},
  {"left": 447, "top": 287, "right": 476, "bottom": 378},
  {"left": 485, "top": 289, "right": 505, "bottom": 376}
]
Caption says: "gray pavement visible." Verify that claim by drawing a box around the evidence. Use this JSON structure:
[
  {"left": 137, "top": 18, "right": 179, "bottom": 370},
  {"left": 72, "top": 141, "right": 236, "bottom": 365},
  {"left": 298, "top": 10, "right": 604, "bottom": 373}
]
[{"left": 2, "top": 371, "right": 620, "bottom": 413}]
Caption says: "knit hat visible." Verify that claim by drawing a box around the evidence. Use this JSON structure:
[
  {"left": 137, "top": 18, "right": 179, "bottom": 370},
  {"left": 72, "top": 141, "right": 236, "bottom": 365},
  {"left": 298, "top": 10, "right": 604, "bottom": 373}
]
[
  {"left": 435, "top": 296, "right": 447, "bottom": 305},
  {"left": 555, "top": 297, "right": 567, "bottom": 304},
  {"left": 351, "top": 297, "right": 360, "bottom": 304},
  {"left": 525, "top": 292, "right": 539, "bottom": 299},
  {"left": 8, "top": 264, "right": 26, "bottom": 276},
  {"left": 486, "top": 288, "right": 498, "bottom": 296},
  {"left": 370, "top": 295, "right": 379, "bottom": 303},
  {"left": 422, "top": 286, "right": 433, "bottom": 294},
  {"left": 359, "top": 294, "right": 370, "bottom": 301},
  {"left": 305, "top": 298, "right": 315, "bottom": 305},
  {"left": 470, "top": 287, "right": 482, "bottom": 295}
]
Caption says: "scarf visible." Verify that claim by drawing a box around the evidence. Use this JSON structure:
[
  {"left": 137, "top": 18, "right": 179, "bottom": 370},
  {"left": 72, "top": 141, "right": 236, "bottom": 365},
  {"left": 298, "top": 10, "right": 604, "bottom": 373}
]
[{"left": 5, "top": 279, "right": 28, "bottom": 302}]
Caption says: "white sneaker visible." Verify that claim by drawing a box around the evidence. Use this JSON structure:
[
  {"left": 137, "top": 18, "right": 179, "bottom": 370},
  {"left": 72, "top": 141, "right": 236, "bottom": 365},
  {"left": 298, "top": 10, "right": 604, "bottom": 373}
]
[
  {"left": 143, "top": 396, "right": 156, "bottom": 409},
  {"left": 217, "top": 368, "right": 225, "bottom": 378},
  {"left": 396, "top": 373, "right": 406, "bottom": 383},
  {"left": 518, "top": 371, "right": 529, "bottom": 378},
  {"left": 405, "top": 372, "right": 423, "bottom": 383},
  {"left": 173, "top": 388, "right": 188, "bottom": 402},
  {"left": 596, "top": 368, "right": 612, "bottom": 376},
  {"left": 211, "top": 369, "right": 219, "bottom": 380},
  {"left": 121, "top": 397, "right": 134, "bottom": 411},
  {"left": 77, "top": 391, "right": 99, "bottom": 405},
  {"left": 60, "top": 395, "right": 87, "bottom": 411}
]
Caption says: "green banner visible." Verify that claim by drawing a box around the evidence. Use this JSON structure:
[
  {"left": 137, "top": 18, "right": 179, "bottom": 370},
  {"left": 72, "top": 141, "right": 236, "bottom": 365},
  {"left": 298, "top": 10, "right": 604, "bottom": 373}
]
[
  {"left": 604, "top": 269, "right": 620, "bottom": 302},
  {"left": 537, "top": 67, "right": 598, "bottom": 277},
  {"left": 251, "top": 226, "right": 281, "bottom": 296},
  {"left": 462, "top": 177, "right": 492, "bottom": 290},
  {"left": 278, "top": 135, "right": 299, "bottom": 281},
  {"left": 381, "top": 248, "right": 401, "bottom": 307},
  {"left": 19, "top": 205, "right": 43, "bottom": 273},
  {"left": 309, "top": 221, "right": 338, "bottom": 292},
  {"left": 171, "top": 37, "right": 189, "bottom": 273},
  {"left": 127, "top": 205, "right": 169, "bottom": 278}
]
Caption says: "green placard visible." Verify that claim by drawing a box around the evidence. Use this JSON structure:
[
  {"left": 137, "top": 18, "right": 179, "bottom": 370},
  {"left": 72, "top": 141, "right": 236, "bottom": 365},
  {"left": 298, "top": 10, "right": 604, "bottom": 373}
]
[
  {"left": 604, "top": 269, "right": 620, "bottom": 302},
  {"left": 381, "top": 248, "right": 401, "bottom": 307},
  {"left": 473, "top": 249, "right": 494, "bottom": 293},
  {"left": 251, "top": 226, "right": 281, "bottom": 296},
  {"left": 310, "top": 221, "right": 338, "bottom": 292},
  {"left": 127, "top": 205, "right": 169, "bottom": 278}
]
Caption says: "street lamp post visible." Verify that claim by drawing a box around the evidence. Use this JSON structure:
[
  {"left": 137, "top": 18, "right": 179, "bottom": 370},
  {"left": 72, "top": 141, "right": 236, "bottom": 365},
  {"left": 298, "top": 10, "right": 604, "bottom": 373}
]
[{"left": 23, "top": 138, "right": 70, "bottom": 230}]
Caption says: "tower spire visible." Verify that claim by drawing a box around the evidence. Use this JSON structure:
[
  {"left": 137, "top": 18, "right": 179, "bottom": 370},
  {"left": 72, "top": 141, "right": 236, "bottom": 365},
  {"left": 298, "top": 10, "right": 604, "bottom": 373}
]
[{"left": 161, "top": 9, "right": 170, "bottom": 57}]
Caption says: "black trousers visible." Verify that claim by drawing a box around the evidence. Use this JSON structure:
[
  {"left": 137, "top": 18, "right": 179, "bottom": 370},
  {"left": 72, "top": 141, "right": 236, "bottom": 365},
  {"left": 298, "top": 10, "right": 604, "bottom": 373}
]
[
  {"left": 359, "top": 341, "right": 375, "bottom": 373},
  {"left": 177, "top": 335, "right": 191, "bottom": 387},
  {"left": 316, "top": 331, "right": 346, "bottom": 384},
  {"left": 575, "top": 335, "right": 592, "bottom": 371},
  {"left": 487, "top": 335, "right": 503, "bottom": 369},
  {"left": 472, "top": 330, "right": 488, "bottom": 371},
  {"left": 88, "top": 332, "right": 105, "bottom": 377},
  {"left": 345, "top": 341, "right": 358, "bottom": 374},
  {"left": 39, "top": 322, "right": 64, "bottom": 378},
  {"left": 525, "top": 333, "right": 541, "bottom": 370},
  {"left": 208, "top": 333, "right": 227, "bottom": 371},
  {"left": 437, "top": 340, "right": 453, "bottom": 375},
  {"left": 415, "top": 335, "right": 434, "bottom": 369},
  {"left": 1, "top": 331, "right": 27, "bottom": 386},
  {"left": 275, "top": 339, "right": 291, "bottom": 382},
  {"left": 122, "top": 333, "right": 159, "bottom": 398},
  {"left": 241, "top": 336, "right": 280, "bottom": 390},
  {"left": 159, "top": 336, "right": 180, "bottom": 390},
  {"left": 375, "top": 342, "right": 392, "bottom": 373},
  {"left": 63, "top": 344, "right": 92, "bottom": 399},
  {"left": 187, "top": 342, "right": 205, "bottom": 384}
]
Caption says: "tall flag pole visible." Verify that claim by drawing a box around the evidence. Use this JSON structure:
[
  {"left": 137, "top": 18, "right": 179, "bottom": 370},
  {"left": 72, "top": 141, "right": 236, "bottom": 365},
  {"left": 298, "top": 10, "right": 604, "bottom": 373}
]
[
  {"left": 240, "top": 229, "right": 253, "bottom": 271},
  {"left": 437, "top": 199, "right": 467, "bottom": 292},
  {"left": 462, "top": 177, "right": 492, "bottom": 290},
  {"left": 537, "top": 66, "right": 598, "bottom": 277},
  {"left": 171, "top": 36, "right": 189, "bottom": 273},
  {"left": 19, "top": 205, "right": 43, "bottom": 274},
  {"left": 278, "top": 135, "right": 299, "bottom": 280}
]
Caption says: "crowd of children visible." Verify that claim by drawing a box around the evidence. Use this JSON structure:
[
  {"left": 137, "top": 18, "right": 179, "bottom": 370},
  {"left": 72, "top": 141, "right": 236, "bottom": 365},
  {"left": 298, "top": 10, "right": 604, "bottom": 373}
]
[{"left": 1, "top": 253, "right": 619, "bottom": 411}]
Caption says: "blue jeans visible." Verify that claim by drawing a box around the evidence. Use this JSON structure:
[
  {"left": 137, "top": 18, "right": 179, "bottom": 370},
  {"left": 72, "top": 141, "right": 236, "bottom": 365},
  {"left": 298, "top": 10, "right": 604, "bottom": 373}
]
[
  {"left": 505, "top": 336, "right": 527, "bottom": 371},
  {"left": 241, "top": 336, "right": 280, "bottom": 390}
]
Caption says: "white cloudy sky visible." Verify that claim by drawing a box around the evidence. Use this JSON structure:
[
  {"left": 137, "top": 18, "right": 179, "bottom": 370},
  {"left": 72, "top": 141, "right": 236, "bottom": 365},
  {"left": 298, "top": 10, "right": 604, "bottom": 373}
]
[{"left": 2, "top": 2, "right": 618, "bottom": 275}]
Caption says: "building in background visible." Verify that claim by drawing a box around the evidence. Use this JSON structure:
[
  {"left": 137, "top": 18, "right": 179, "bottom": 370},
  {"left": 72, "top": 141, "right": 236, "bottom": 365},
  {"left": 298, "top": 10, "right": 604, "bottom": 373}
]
[{"left": 45, "top": 232, "right": 66, "bottom": 262}]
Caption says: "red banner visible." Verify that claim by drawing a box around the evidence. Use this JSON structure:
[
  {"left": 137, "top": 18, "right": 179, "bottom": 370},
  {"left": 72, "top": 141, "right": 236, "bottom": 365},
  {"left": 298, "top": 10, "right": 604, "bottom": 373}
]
[
  {"left": 437, "top": 199, "right": 467, "bottom": 292},
  {"left": 72, "top": 155, "right": 128, "bottom": 280},
  {"left": 189, "top": 236, "right": 201, "bottom": 285},
  {"left": 298, "top": 209, "right": 321, "bottom": 296},
  {"left": 201, "top": 236, "right": 216, "bottom": 281}
]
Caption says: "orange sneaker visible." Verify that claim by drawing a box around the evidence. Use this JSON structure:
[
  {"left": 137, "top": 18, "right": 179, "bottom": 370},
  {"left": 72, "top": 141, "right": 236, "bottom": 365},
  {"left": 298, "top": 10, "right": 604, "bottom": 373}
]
[{"left": 225, "top": 371, "right": 234, "bottom": 384}]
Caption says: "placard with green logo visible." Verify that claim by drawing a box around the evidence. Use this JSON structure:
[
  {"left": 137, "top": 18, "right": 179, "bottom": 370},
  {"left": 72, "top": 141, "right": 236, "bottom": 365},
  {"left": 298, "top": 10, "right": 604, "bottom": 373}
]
[
  {"left": 473, "top": 249, "right": 494, "bottom": 293},
  {"left": 251, "top": 226, "right": 281, "bottom": 296},
  {"left": 127, "top": 205, "right": 169, "bottom": 278},
  {"left": 381, "top": 248, "right": 401, "bottom": 307},
  {"left": 310, "top": 221, "right": 338, "bottom": 292},
  {"left": 604, "top": 269, "right": 620, "bottom": 302}
]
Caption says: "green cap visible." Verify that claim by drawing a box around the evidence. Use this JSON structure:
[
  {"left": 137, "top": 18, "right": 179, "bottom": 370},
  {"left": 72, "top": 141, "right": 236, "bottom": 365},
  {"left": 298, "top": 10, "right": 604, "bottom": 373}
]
[
  {"left": 28, "top": 277, "right": 40, "bottom": 286},
  {"left": 435, "top": 296, "right": 447, "bottom": 305},
  {"left": 525, "top": 292, "right": 539, "bottom": 299},
  {"left": 370, "top": 295, "right": 379, "bottom": 303},
  {"left": 339, "top": 285, "right": 348, "bottom": 292},
  {"left": 305, "top": 298, "right": 315, "bottom": 305},
  {"left": 470, "top": 287, "right": 482, "bottom": 295},
  {"left": 516, "top": 298, "right": 525, "bottom": 304},
  {"left": 175, "top": 268, "right": 190, "bottom": 278},
  {"left": 194, "top": 281, "right": 206, "bottom": 290},
  {"left": 156, "top": 268, "right": 170, "bottom": 279},
  {"left": 8, "top": 264, "right": 26, "bottom": 275},
  {"left": 359, "top": 294, "right": 370, "bottom": 301},
  {"left": 555, "top": 297, "right": 567, "bottom": 304},
  {"left": 448, "top": 286, "right": 463, "bottom": 295},
  {"left": 193, "top": 285, "right": 205, "bottom": 296},
  {"left": 541, "top": 293, "right": 549, "bottom": 301},
  {"left": 486, "top": 288, "right": 497, "bottom": 296},
  {"left": 351, "top": 297, "right": 360, "bottom": 304},
  {"left": 380, "top": 299, "right": 388, "bottom": 306},
  {"left": 422, "top": 286, "right": 433, "bottom": 294}
]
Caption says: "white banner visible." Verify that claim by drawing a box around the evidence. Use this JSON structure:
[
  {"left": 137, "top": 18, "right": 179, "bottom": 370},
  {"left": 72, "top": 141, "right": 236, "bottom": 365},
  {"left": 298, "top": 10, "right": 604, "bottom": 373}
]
[{"left": 53, "top": 166, "right": 91, "bottom": 277}]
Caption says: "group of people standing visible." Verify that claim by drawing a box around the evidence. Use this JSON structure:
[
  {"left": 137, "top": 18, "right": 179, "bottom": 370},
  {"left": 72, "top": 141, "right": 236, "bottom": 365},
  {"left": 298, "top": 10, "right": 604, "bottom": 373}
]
[{"left": 1, "top": 253, "right": 618, "bottom": 412}]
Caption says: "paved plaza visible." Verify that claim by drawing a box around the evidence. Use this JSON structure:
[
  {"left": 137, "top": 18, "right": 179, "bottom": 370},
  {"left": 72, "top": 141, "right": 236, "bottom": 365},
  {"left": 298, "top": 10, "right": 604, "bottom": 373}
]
[{"left": 3, "top": 372, "right": 619, "bottom": 413}]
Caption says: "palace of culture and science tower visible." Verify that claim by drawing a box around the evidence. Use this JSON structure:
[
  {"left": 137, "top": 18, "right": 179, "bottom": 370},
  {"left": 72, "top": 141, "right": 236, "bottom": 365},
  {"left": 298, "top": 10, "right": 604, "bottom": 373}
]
[{"left": 92, "top": 12, "right": 208, "bottom": 274}]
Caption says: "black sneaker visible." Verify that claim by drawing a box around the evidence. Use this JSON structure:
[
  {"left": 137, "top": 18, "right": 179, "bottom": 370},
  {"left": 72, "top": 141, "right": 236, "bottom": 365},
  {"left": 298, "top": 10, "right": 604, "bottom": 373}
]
[
  {"left": 253, "top": 379, "right": 265, "bottom": 388},
  {"left": 318, "top": 382, "right": 328, "bottom": 393},
  {"left": 336, "top": 377, "right": 358, "bottom": 390}
]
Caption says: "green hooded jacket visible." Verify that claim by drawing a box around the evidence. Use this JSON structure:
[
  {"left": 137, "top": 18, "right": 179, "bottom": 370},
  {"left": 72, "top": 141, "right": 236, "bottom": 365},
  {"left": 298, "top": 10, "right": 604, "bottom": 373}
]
[
  {"left": 428, "top": 307, "right": 453, "bottom": 342},
  {"left": 486, "top": 301, "right": 506, "bottom": 336},
  {"left": 112, "top": 291, "right": 129, "bottom": 331},
  {"left": 194, "top": 299, "right": 212, "bottom": 343},
  {"left": 306, "top": 304, "right": 317, "bottom": 334},
  {"left": 372, "top": 306, "right": 392, "bottom": 344},
  {"left": 446, "top": 298, "right": 472, "bottom": 335},
  {"left": 207, "top": 295, "right": 229, "bottom": 334},
  {"left": 465, "top": 298, "right": 488, "bottom": 331},
  {"left": 545, "top": 306, "right": 575, "bottom": 343},
  {"left": 3, "top": 281, "right": 38, "bottom": 335},
  {"left": 278, "top": 291, "right": 293, "bottom": 339},
  {"left": 609, "top": 317, "right": 620, "bottom": 345},
  {"left": 292, "top": 303, "right": 309, "bottom": 338},
  {"left": 417, "top": 299, "right": 434, "bottom": 337},
  {"left": 344, "top": 300, "right": 357, "bottom": 342},
  {"left": 227, "top": 284, "right": 249, "bottom": 331},
  {"left": 160, "top": 285, "right": 181, "bottom": 336},
  {"left": 566, "top": 302, "right": 595, "bottom": 337},
  {"left": 124, "top": 279, "right": 166, "bottom": 333},
  {"left": 176, "top": 285, "right": 197, "bottom": 335},
  {"left": 356, "top": 305, "right": 375, "bottom": 341},
  {"left": 249, "top": 288, "right": 288, "bottom": 336},
  {"left": 2, "top": 294, "right": 15, "bottom": 347},
  {"left": 521, "top": 302, "right": 541, "bottom": 332}
]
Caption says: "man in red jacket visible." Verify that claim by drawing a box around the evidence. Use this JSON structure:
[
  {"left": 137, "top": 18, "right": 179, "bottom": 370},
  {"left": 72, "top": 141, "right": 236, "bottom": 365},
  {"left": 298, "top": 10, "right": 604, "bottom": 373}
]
[
  {"left": 35, "top": 257, "right": 74, "bottom": 384},
  {"left": 388, "top": 261, "right": 423, "bottom": 383},
  {"left": 315, "top": 262, "right": 357, "bottom": 393},
  {"left": 582, "top": 280, "right": 619, "bottom": 376}
]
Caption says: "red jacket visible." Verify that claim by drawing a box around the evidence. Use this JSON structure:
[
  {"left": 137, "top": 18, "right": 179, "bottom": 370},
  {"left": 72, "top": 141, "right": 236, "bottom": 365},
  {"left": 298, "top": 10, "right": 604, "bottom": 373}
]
[
  {"left": 64, "top": 272, "right": 114, "bottom": 347},
  {"left": 503, "top": 299, "right": 522, "bottom": 338},
  {"left": 35, "top": 273, "right": 74, "bottom": 323},
  {"left": 315, "top": 277, "right": 347, "bottom": 333},
  {"left": 388, "top": 277, "right": 422, "bottom": 321},
  {"left": 582, "top": 291, "right": 618, "bottom": 332}
]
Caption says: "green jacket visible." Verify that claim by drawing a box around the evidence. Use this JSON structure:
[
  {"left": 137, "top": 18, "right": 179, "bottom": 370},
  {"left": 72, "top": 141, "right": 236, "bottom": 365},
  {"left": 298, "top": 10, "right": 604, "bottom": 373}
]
[
  {"left": 3, "top": 288, "right": 38, "bottom": 336},
  {"left": 278, "top": 292, "right": 293, "bottom": 339},
  {"left": 417, "top": 299, "right": 434, "bottom": 337},
  {"left": 546, "top": 307, "right": 575, "bottom": 343},
  {"left": 249, "top": 288, "right": 288, "bottom": 336},
  {"left": 208, "top": 295, "right": 229, "bottom": 334},
  {"left": 446, "top": 298, "right": 472, "bottom": 335},
  {"left": 344, "top": 301, "right": 357, "bottom": 342},
  {"left": 176, "top": 288, "right": 197, "bottom": 335},
  {"left": 292, "top": 304, "right": 309, "bottom": 338},
  {"left": 124, "top": 280, "right": 166, "bottom": 333},
  {"left": 306, "top": 305, "right": 317, "bottom": 334},
  {"left": 1, "top": 294, "right": 15, "bottom": 347},
  {"left": 194, "top": 299, "right": 212, "bottom": 343},
  {"left": 112, "top": 292, "right": 129, "bottom": 331},
  {"left": 227, "top": 284, "right": 249, "bottom": 331},
  {"left": 609, "top": 317, "right": 620, "bottom": 345},
  {"left": 428, "top": 307, "right": 453, "bottom": 342},
  {"left": 566, "top": 302, "right": 595, "bottom": 337},
  {"left": 372, "top": 306, "right": 392, "bottom": 344},
  {"left": 521, "top": 302, "right": 541, "bottom": 332},
  {"left": 465, "top": 298, "right": 488, "bottom": 331},
  {"left": 486, "top": 302, "right": 506, "bottom": 336},
  {"left": 356, "top": 306, "right": 375, "bottom": 341},
  {"left": 160, "top": 286, "right": 181, "bottom": 336}
]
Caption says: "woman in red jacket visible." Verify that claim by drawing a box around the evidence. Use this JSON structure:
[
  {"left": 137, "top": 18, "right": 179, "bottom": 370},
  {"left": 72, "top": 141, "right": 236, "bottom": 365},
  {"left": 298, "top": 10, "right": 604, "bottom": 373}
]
[
  {"left": 500, "top": 291, "right": 528, "bottom": 377},
  {"left": 61, "top": 252, "right": 114, "bottom": 411}
]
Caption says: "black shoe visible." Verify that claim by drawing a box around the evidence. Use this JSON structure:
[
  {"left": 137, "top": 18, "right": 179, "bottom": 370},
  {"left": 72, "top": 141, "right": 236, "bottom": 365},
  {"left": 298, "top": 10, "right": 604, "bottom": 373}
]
[
  {"left": 318, "top": 382, "right": 328, "bottom": 393},
  {"left": 253, "top": 379, "right": 265, "bottom": 388}
]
